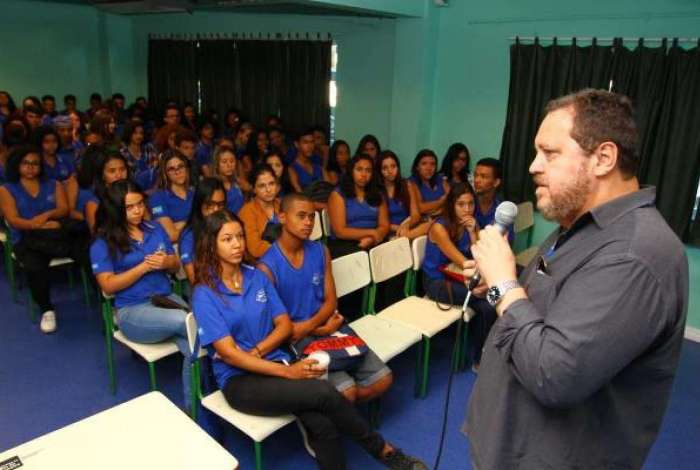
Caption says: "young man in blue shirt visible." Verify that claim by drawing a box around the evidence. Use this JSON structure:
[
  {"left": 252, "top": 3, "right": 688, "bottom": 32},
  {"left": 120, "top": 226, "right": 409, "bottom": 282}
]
[
  {"left": 259, "top": 193, "right": 393, "bottom": 403},
  {"left": 473, "top": 157, "right": 515, "bottom": 243}
]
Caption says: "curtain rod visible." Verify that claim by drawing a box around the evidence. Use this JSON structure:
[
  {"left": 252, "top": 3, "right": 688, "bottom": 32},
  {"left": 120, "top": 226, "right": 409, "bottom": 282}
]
[
  {"left": 149, "top": 32, "right": 332, "bottom": 41},
  {"left": 508, "top": 36, "right": 699, "bottom": 44}
]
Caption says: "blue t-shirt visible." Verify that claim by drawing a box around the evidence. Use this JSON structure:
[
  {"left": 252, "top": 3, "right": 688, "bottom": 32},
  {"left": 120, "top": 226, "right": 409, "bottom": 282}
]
[
  {"left": 410, "top": 174, "right": 446, "bottom": 203},
  {"left": 149, "top": 188, "right": 194, "bottom": 223},
  {"left": 121, "top": 143, "right": 155, "bottom": 174},
  {"left": 331, "top": 188, "right": 379, "bottom": 239},
  {"left": 58, "top": 141, "right": 84, "bottom": 168},
  {"left": 422, "top": 218, "right": 472, "bottom": 281},
  {"left": 90, "top": 222, "right": 174, "bottom": 308},
  {"left": 76, "top": 187, "right": 98, "bottom": 214},
  {"left": 178, "top": 227, "right": 195, "bottom": 267},
  {"left": 226, "top": 184, "right": 244, "bottom": 215},
  {"left": 259, "top": 241, "right": 325, "bottom": 323},
  {"left": 3, "top": 179, "right": 57, "bottom": 243},
  {"left": 44, "top": 154, "right": 75, "bottom": 182},
  {"left": 135, "top": 168, "right": 158, "bottom": 192},
  {"left": 387, "top": 193, "right": 409, "bottom": 226},
  {"left": 291, "top": 159, "right": 322, "bottom": 189},
  {"left": 192, "top": 266, "right": 290, "bottom": 389},
  {"left": 195, "top": 141, "right": 213, "bottom": 168},
  {"left": 474, "top": 197, "right": 515, "bottom": 243}
]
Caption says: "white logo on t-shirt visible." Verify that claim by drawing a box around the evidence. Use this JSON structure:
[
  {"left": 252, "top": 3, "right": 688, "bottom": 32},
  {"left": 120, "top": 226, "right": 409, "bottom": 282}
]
[
  {"left": 312, "top": 273, "right": 322, "bottom": 286},
  {"left": 255, "top": 289, "right": 267, "bottom": 303}
]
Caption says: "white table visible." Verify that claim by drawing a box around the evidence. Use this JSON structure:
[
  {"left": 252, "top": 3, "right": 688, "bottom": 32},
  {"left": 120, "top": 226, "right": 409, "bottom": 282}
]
[{"left": 0, "top": 392, "right": 238, "bottom": 470}]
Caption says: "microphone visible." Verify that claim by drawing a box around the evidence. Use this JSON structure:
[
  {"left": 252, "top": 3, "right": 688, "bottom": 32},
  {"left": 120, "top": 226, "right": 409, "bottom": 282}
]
[{"left": 466, "top": 201, "right": 518, "bottom": 290}]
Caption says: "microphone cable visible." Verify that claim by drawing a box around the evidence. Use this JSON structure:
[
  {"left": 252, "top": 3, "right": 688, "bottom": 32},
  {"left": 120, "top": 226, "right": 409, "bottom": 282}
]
[{"left": 433, "top": 289, "right": 472, "bottom": 470}]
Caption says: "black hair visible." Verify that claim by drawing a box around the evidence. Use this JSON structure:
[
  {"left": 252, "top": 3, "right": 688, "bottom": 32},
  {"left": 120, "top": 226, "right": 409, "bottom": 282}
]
[
  {"left": 475, "top": 157, "right": 502, "bottom": 180},
  {"left": 41, "top": 95, "right": 55, "bottom": 103},
  {"left": 0, "top": 91, "right": 17, "bottom": 114},
  {"left": 327, "top": 139, "right": 350, "bottom": 174},
  {"left": 94, "top": 149, "right": 131, "bottom": 197},
  {"left": 23, "top": 96, "right": 42, "bottom": 109},
  {"left": 248, "top": 163, "right": 277, "bottom": 189},
  {"left": 5, "top": 145, "right": 44, "bottom": 182},
  {"left": 245, "top": 129, "right": 269, "bottom": 164},
  {"left": 439, "top": 143, "right": 471, "bottom": 183},
  {"left": 377, "top": 150, "right": 411, "bottom": 215},
  {"left": 76, "top": 145, "right": 106, "bottom": 189},
  {"left": 297, "top": 127, "right": 315, "bottom": 141},
  {"left": 281, "top": 192, "right": 313, "bottom": 213},
  {"left": 112, "top": 93, "right": 125, "bottom": 101},
  {"left": 355, "top": 134, "right": 381, "bottom": 158},
  {"left": 64, "top": 94, "right": 76, "bottom": 104},
  {"left": 90, "top": 93, "right": 102, "bottom": 102},
  {"left": 23, "top": 104, "right": 43, "bottom": 117},
  {"left": 443, "top": 182, "right": 478, "bottom": 242},
  {"left": 184, "top": 177, "right": 226, "bottom": 245},
  {"left": 411, "top": 149, "right": 440, "bottom": 188},
  {"left": 194, "top": 210, "right": 244, "bottom": 290},
  {"left": 122, "top": 120, "right": 145, "bottom": 146},
  {"left": 95, "top": 179, "right": 145, "bottom": 257},
  {"left": 34, "top": 126, "right": 62, "bottom": 153},
  {"left": 1, "top": 118, "right": 28, "bottom": 148},
  {"left": 339, "top": 154, "right": 382, "bottom": 207},
  {"left": 265, "top": 150, "right": 293, "bottom": 195}
]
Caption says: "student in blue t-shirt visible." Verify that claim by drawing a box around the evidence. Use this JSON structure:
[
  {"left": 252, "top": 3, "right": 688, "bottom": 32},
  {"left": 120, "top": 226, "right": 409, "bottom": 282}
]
[
  {"left": 191, "top": 210, "right": 426, "bottom": 470},
  {"left": 150, "top": 151, "right": 195, "bottom": 243},
  {"left": 35, "top": 126, "right": 79, "bottom": 212},
  {"left": 439, "top": 143, "right": 472, "bottom": 188},
  {"left": 178, "top": 177, "right": 226, "bottom": 285},
  {"left": 195, "top": 121, "right": 216, "bottom": 177},
  {"left": 265, "top": 151, "right": 293, "bottom": 198},
  {"left": 288, "top": 128, "right": 327, "bottom": 193},
  {"left": 210, "top": 146, "right": 245, "bottom": 215},
  {"left": 473, "top": 158, "right": 514, "bottom": 243},
  {"left": 407, "top": 149, "right": 450, "bottom": 219},
  {"left": 325, "top": 139, "right": 351, "bottom": 187},
  {"left": 91, "top": 179, "right": 192, "bottom": 407},
  {"left": 327, "top": 154, "right": 389, "bottom": 259},
  {"left": 421, "top": 182, "right": 496, "bottom": 369},
  {"left": 355, "top": 134, "right": 381, "bottom": 163},
  {"left": 54, "top": 115, "right": 84, "bottom": 168},
  {"left": 259, "top": 193, "right": 393, "bottom": 403},
  {"left": 376, "top": 150, "right": 427, "bottom": 240},
  {"left": 0, "top": 146, "right": 90, "bottom": 334},
  {"left": 120, "top": 121, "right": 157, "bottom": 177}
]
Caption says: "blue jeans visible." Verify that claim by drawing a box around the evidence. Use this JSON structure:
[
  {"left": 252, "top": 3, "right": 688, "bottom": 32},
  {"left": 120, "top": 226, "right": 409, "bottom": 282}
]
[
  {"left": 424, "top": 275, "right": 497, "bottom": 365},
  {"left": 118, "top": 294, "right": 192, "bottom": 408}
]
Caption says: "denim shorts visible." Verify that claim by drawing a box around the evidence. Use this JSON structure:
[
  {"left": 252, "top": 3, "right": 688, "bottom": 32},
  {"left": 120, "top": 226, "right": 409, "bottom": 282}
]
[{"left": 328, "top": 349, "right": 392, "bottom": 392}]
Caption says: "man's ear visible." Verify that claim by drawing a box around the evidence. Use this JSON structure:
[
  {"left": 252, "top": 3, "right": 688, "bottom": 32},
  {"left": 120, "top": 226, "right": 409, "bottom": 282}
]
[
  {"left": 494, "top": 177, "right": 502, "bottom": 190},
  {"left": 278, "top": 211, "right": 287, "bottom": 225},
  {"left": 593, "top": 141, "right": 618, "bottom": 177}
]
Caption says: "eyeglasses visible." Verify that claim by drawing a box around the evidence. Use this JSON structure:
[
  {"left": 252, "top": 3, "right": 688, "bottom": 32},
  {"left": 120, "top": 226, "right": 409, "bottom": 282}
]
[
  {"left": 21, "top": 160, "right": 41, "bottom": 167},
  {"left": 166, "top": 164, "right": 187, "bottom": 174}
]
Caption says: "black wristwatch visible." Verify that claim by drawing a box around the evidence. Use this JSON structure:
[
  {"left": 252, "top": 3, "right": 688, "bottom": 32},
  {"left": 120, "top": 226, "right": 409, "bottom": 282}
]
[{"left": 487, "top": 280, "right": 520, "bottom": 307}]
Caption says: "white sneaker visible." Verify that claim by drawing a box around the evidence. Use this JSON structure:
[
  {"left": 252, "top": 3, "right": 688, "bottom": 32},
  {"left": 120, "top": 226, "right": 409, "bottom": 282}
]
[
  {"left": 296, "top": 420, "right": 316, "bottom": 459},
  {"left": 40, "top": 310, "right": 57, "bottom": 334}
]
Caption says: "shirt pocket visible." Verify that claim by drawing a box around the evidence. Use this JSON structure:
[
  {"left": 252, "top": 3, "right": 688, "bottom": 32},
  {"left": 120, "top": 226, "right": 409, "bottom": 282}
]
[{"left": 525, "top": 270, "right": 557, "bottom": 314}]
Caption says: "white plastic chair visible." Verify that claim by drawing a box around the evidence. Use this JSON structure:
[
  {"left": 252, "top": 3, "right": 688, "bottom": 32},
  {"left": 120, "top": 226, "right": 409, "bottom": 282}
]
[
  {"left": 320, "top": 209, "right": 332, "bottom": 237},
  {"left": 184, "top": 313, "right": 295, "bottom": 470},
  {"left": 368, "top": 237, "right": 463, "bottom": 398},
  {"left": 310, "top": 211, "right": 323, "bottom": 241}
]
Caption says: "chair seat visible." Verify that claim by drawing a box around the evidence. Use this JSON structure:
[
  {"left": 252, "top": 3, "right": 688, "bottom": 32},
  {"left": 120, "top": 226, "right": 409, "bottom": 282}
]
[
  {"left": 49, "top": 257, "right": 75, "bottom": 268},
  {"left": 113, "top": 330, "right": 180, "bottom": 363},
  {"left": 350, "top": 315, "right": 421, "bottom": 363},
  {"left": 377, "top": 296, "right": 462, "bottom": 338},
  {"left": 201, "top": 390, "right": 295, "bottom": 442}
]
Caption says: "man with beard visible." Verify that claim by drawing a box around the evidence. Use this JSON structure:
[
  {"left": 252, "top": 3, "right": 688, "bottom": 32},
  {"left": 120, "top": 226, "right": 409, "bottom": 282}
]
[{"left": 463, "top": 89, "right": 688, "bottom": 470}]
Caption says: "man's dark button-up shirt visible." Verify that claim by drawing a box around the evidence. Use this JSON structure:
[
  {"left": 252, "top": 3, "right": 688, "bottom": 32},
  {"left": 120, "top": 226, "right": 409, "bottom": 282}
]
[{"left": 465, "top": 187, "right": 689, "bottom": 470}]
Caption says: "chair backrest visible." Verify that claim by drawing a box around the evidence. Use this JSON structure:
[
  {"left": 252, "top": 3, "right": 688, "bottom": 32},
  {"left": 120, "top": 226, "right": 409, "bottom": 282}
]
[
  {"left": 331, "top": 251, "right": 371, "bottom": 298},
  {"left": 310, "top": 211, "right": 323, "bottom": 241},
  {"left": 368, "top": 237, "right": 413, "bottom": 284},
  {"left": 411, "top": 235, "right": 428, "bottom": 270},
  {"left": 515, "top": 201, "right": 534, "bottom": 233},
  {"left": 185, "top": 312, "right": 198, "bottom": 356},
  {"left": 321, "top": 209, "right": 332, "bottom": 237}
]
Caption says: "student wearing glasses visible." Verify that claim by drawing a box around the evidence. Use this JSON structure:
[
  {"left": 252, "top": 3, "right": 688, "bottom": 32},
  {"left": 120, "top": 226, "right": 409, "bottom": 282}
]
[{"left": 149, "top": 151, "right": 195, "bottom": 243}]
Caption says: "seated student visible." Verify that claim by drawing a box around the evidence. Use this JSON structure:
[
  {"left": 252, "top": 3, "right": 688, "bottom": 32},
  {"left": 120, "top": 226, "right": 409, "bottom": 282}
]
[
  {"left": 377, "top": 150, "right": 426, "bottom": 240},
  {"left": 259, "top": 193, "right": 393, "bottom": 403},
  {"left": 355, "top": 134, "right": 381, "bottom": 162},
  {"left": 195, "top": 121, "right": 216, "bottom": 177},
  {"left": 91, "top": 180, "right": 192, "bottom": 407},
  {"left": 265, "top": 151, "right": 293, "bottom": 198},
  {"left": 54, "top": 115, "right": 84, "bottom": 167},
  {"left": 85, "top": 93, "right": 102, "bottom": 119},
  {"left": 325, "top": 139, "right": 351, "bottom": 187},
  {"left": 191, "top": 210, "right": 427, "bottom": 470},
  {"left": 221, "top": 108, "right": 241, "bottom": 138},
  {"left": 473, "top": 157, "right": 514, "bottom": 243},
  {"left": 89, "top": 110, "right": 118, "bottom": 148},
  {"left": 23, "top": 105, "right": 43, "bottom": 133},
  {"left": 312, "top": 126, "right": 330, "bottom": 165},
  {"left": 269, "top": 126, "right": 296, "bottom": 165},
  {"left": 211, "top": 146, "right": 245, "bottom": 214},
  {"left": 41, "top": 95, "right": 58, "bottom": 125},
  {"left": 121, "top": 120, "right": 157, "bottom": 177},
  {"left": 439, "top": 143, "right": 472, "bottom": 188},
  {"left": 181, "top": 102, "right": 198, "bottom": 132},
  {"left": 288, "top": 128, "right": 327, "bottom": 193},
  {"left": 407, "top": 149, "right": 450, "bottom": 219},
  {"left": 35, "top": 125, "right": 79, "bottom": 215},
  {"left": 238, "top": 164, "right": 281, "bottom": 260},
  {"left": 244, "top": 129, "right": 269, "bottom": 167},
  {"left": 327, "top": 154, "right": 389, "bottom": 259},
  {"left": 233, "top": 122, "right": 254, "bottom": 176},
  {"left": 0, "top": 146, "right": 89, "bottom": 333},
  {"left": 421, "top": 182, "right": 496, "bottom": 370},
  {"left": 174, "top": 128, "right": 201, "bottom": 183},
  {"left": 179, "top": 177, "right": 226, "bottom": 285},
  {"left": 150, "top": 151, "right": 195, "bottom": 242}
]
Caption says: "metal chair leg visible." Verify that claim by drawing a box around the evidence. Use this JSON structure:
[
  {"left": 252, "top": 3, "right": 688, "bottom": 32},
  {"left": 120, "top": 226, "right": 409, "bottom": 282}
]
[
  {"left": 254, "top": 441, "right": 263, "bottom": 470},
  {"left": 148, "top": 362, "right": 158, "bottom": 391}
]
